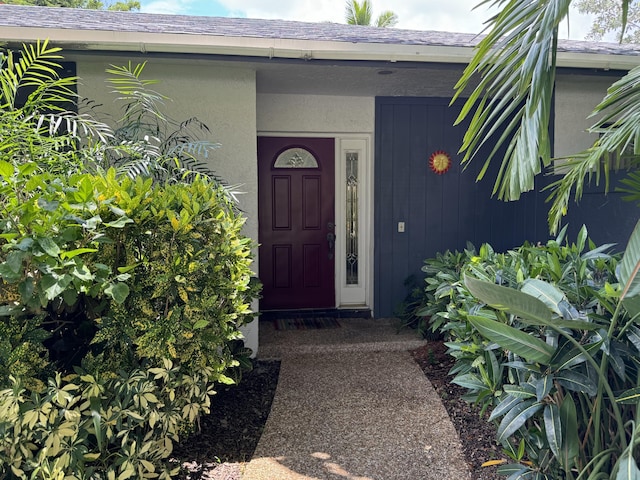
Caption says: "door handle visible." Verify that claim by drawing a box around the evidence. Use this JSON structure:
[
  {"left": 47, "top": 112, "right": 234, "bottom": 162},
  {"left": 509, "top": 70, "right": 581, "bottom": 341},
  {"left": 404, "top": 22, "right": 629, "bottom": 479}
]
[
  {"left": 327, "top": 232, "right": 335, "bottom": 259},
  {"left": 327, "top": 222, "right": 335, "bottom": 260}
]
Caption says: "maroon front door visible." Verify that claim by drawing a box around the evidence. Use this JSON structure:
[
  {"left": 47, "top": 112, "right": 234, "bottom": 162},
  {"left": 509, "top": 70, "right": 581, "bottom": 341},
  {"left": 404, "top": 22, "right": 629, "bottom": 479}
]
[{"left": 258, "top": 137, "right": 335, "bottom": 310}]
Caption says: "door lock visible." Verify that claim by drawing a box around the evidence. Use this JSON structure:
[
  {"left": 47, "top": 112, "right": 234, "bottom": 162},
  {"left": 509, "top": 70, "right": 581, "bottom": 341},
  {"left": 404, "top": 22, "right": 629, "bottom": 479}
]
[{"left": 327, "top": 222, "right": 335, "bottom": 259}]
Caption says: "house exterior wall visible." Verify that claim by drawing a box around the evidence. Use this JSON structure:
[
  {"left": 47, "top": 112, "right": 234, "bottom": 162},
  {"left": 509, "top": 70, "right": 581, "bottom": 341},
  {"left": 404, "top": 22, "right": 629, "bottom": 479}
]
[
  {"left": 374, "top": 74, "right": 638, "bottom": 318},
  {"left": 554, "top": 71, "right": 638, "bottom": 247},
  {"left": 256, "top": 93, "right": 375, "bottom": 133},
  {"left": 72, "top": 56, "right": 261, "bottom": 353},
  {"left": 374, "top": 97, "right": 547, "bottom": 318},
  {"left": 554, "top": 72, "right": 615, "bottom": 158}
]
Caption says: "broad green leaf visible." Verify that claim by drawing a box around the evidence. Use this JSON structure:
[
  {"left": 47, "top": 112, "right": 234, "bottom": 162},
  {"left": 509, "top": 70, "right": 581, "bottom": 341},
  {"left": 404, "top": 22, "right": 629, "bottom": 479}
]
[
  {"left": 555, "top": 370, "right": 597, "bottom": 396},
  {"left": 468, "top": 315, "right": 554, "bottom": 365},
  {"left": 0, "top": 263, "right": 21, "bottom": 282},
  {"left": 71, "top": 265, "right": 94, "bottom": 282},
  {"left": 193, "top": 320, "right": 209, "bottom": 330},
  {"left": 466, "top": 275, "right": 596, "bottom": 330},
  {"left": 61, "top": 248, "right": 98, "bottom": 260},
  {"left": 616, "top": 451, "right": 640, "bottom": 480},
  {"left": 619, "top": 220, "right": 640, "bottom": 301},
  {"left": 90, "top": 396, "right": 103, "bottom": 451},
  {"left": 497, "top": 464, "right": 528, "bottom": 476},
  {"left": 16, "top": 238, "right": 34, "bottom": 251},
  {"left": 576, "top": 225, "right": 588, "bottom": 254},
  {"left": 465, "top": 275, "right": 552, "bottom": 322},
  {"left": 521, "top": 278, "right": 564, "bottom": 316},
  {"left": 503, "top": 383, "right": 537, "bottom": 399},
  {"left": 497, "top": 399, "right": 543, "bottom": 443},
  {"left": 535, "top": 374, "right": 553, "bottom": 402},
  {"left": 37, "top": 198, "right": 60, "bottom": 212},
  {"left": 452, "top": 373, "right": 486, "bottom": 391},
  {"left": 550, "top": 339, "right": 603, "bottom": 370},
  {"left": 489, "top": 394, "right": 522, "bottom": 421},
  {"left": 41, "top": 274, "right": 71, "bottom": 300},
  {"left": 617, "top": 387, "right": 640, "bottom": 404},
  {"left": 559, "top": 394, "right": 579, "bottom": 470},
  {"left": 104, "top": 217, "right": 134, "bottom": 228},
  {"left": 104, "top": 282, "right": 130, "bottom": 304},
  {"left": 0, "top": 160, "right": 14, "bottom": 179},
  {"left": 18, "top": 278, "right": 34, "bottom": 301},
  {"left": 5, "top": 251, "right": 24, "bottom": 274},
  {"left": 63, "top": 289, "right": 78, "bottom": 306},
  {"left": 117, "top": 264, "right": 137, "bottom": 274},
  {"left": 627, "top": 325, "right": 640, "bottom": 354},
  {"left": 623, "top": 296, "right": 640, "bottom": 320},
  {"left": 37, "top": 237, "right": 61, "bottom": 257},
  {"left": 544, "top": 404, "right": 562, "bottom": 459},
  {"left": 0, "top": 305, "right": 22, "bottom": 316}
]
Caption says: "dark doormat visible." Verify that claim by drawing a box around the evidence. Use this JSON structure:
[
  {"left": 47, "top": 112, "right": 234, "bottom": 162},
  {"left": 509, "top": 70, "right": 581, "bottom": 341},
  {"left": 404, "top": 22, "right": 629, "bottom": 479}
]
[
  {"left": 260, "top": 308, "right": 371, "bottom": 321},
  {"left": 272, "top": 317, "right": 341, "bottom": 331}
]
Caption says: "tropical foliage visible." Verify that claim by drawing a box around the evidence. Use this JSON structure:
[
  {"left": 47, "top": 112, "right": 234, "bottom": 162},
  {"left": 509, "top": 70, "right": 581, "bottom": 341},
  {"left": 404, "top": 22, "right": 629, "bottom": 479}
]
[
  {"left": 455, "top": 0, "right": 639, "bottom": 233},
  {"left": 411, "top": 223, "right": 640, "bottom": 478},
  {"left": 577, "top": 0, "right": 640, "bottom": 43},
  {"left": 344, "top": 0, "right": 398, "bottom": 28},
  {"left": 0, "top": 42, "right": 259, "bottom": 478}
]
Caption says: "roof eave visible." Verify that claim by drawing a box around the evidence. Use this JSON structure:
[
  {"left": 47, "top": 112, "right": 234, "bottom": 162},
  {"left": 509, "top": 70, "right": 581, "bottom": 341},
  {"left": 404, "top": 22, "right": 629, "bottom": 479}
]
[{"left": 3, "top": 26, "right": 640, "bottom": 71}]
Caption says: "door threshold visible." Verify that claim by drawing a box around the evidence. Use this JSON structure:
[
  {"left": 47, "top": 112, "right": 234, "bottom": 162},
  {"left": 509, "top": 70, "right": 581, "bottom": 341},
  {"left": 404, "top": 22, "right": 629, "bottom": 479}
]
[{"left": 259, "top": 308, "right": 372, "bottom": 321}]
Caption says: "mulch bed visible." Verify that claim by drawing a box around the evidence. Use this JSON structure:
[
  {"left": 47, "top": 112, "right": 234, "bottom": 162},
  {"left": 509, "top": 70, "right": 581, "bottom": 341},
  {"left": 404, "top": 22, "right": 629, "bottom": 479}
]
[
  {"left": 172, "top": 340, "right": 505, "bottom": 479},
  {"left": 173, "top": 360, "right": 281, "bottom": 480}
]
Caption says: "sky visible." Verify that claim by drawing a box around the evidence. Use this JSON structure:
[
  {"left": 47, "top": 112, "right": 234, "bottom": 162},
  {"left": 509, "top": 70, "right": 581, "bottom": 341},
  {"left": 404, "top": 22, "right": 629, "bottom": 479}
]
[{"left": 138, "top": 0, "right": 599, "bottom": 41}]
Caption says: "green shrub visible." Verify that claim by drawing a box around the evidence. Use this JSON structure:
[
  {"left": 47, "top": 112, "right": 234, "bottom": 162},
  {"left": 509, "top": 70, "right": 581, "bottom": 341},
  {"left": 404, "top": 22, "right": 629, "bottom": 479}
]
[
  {"left": 0, "top": 165, "right": 258, "bottom": 478},
  {"left": 415, "top": 225, "right": 640, "bottom": 478},
  {"left": 0, "top": 42, "right": 260, "bottom": 477},
  {"left": 0, "top": 360, "right": 218, "bottom": 480},
  {"left": 0, "top": 164, "right": 256, "bottom": 380}
]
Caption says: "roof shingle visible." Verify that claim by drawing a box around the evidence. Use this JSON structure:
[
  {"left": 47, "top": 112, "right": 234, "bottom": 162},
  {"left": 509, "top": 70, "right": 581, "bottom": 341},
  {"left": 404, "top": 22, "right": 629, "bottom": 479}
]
[{"left": 1, "top": 4, "right": 639, "bottom": 57}]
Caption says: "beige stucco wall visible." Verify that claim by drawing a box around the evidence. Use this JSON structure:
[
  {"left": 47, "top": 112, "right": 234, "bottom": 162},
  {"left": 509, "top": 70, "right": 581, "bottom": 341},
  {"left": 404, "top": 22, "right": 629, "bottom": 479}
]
[
  {"left": 257, "top": 93, "right": 375, "bottom": 134},
  {"left": 554, "top": 73, "right": 623, "bottom": 158},
  {"left": 71, "top": 55, "right": 260, "bottom": 354}
]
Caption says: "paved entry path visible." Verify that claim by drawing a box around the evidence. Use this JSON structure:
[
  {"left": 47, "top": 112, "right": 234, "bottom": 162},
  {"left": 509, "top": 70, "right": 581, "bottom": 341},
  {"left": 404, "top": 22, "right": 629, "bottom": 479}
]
[{"left": 242, "top": 318, "right": 471, "bottom": 480}]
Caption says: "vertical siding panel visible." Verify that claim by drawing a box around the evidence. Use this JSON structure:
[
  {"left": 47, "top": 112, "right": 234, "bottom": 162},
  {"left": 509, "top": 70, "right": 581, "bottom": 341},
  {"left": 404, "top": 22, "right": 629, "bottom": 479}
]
[
  {"left": 390, "top": 104, "right": 413, "bottom": 314},
  {"left": 563, "top": 171, "right": 638, "bottom": 248},
  {"left": 425, "top": 103, "right": 445, "bottom": 256},
  {"left": 441, "top": 104, "right": 463, "bottom": 252},
  {"left": 408, "top": 104, "right": 429, "bottom": 282},
  {"left": 374, "top": 101, "right": 395, "bottom": 315},
  {"left": 374, "top": 97, "right": 564, "bottom": 317},
  {"left": 471, "top": 161, "right": 493, "bottom": 249}
]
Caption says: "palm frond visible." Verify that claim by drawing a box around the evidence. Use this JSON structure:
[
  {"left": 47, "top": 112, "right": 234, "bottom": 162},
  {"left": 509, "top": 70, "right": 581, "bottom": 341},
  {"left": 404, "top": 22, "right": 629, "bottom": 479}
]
[
  {"left": 376, "top": 11, "right": 398, "bottom": 28},
  {"left": 106, "top": 62, "right": 167, "bottom": 125},
  {"left": 345, "top": 0, "right": 373, "bottom": 25},
  {"left": 545, "top": 63, "right": 640, "bottom": 232},
  {"left": 165, "top": 140, "right": 221, "bottom": 159},
  {"left": 617, "top": 169, "right": 640, "bottom": 204},
  {"left": 454, "top": 0, "right": 571, "bottom": 201},
  {"left": 1, "top": 40, "right": 76, "bottom": 112}
]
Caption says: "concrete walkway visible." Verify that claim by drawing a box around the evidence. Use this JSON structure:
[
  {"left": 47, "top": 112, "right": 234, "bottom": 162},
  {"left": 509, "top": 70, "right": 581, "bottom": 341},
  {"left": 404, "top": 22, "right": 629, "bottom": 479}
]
[{"left": 242, "top": 318, "right": 471, "bottom": 480}]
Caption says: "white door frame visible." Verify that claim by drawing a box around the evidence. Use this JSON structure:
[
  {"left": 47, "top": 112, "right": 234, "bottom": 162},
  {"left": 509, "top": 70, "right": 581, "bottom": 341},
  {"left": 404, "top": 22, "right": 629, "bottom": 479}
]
[{"left": 257, "top": 132, "right": 373, "bottom": 311}]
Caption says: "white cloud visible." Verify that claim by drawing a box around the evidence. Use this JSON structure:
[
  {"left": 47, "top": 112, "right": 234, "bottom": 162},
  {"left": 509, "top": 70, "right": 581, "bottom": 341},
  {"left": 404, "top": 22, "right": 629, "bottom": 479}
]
[
  {"left": 139, "top": 0, "right": 599, "bottom": 41},
  {"left": 214, "top": 0, "right": 597, "bottom": 40},
  {"left": 141, "top": 0, "right": 191, "bottom": 14}
]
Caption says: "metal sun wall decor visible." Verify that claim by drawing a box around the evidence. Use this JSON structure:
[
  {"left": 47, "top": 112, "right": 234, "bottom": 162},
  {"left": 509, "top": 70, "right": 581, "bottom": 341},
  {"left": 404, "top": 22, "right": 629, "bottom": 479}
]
[{"left": 429, "top": 150, "right": 452, "bottom": 175}]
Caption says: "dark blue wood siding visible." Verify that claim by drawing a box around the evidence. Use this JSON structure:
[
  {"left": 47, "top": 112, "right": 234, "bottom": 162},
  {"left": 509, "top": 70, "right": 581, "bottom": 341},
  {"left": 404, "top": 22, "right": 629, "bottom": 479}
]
[
  {"left": 562, "top": 173, "right": 639, "bottom": 248},
  {"left": 374, "top": 97, "right": 548, "bottom": 317},
  {"left": 373, "top": 97, "right": 639, "bottom": 318}
]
